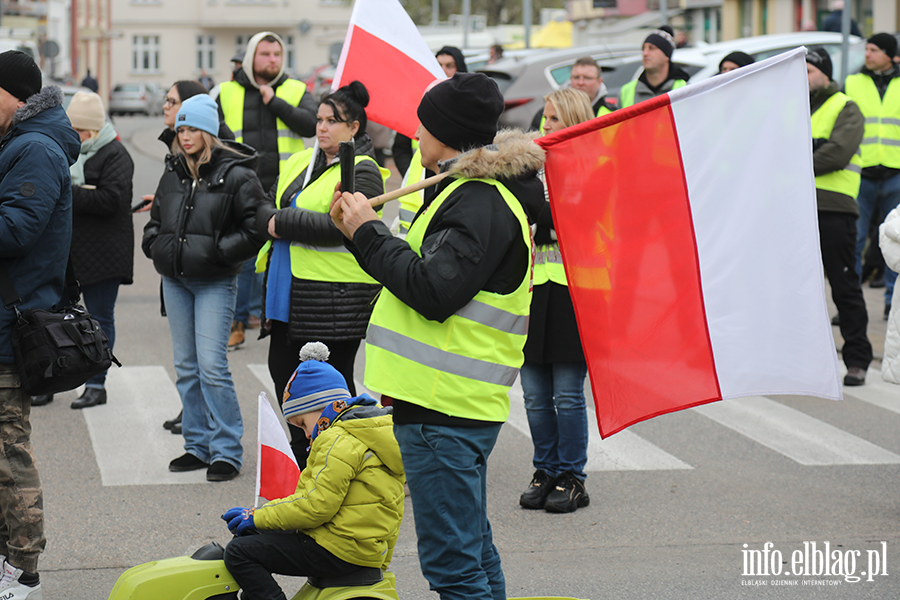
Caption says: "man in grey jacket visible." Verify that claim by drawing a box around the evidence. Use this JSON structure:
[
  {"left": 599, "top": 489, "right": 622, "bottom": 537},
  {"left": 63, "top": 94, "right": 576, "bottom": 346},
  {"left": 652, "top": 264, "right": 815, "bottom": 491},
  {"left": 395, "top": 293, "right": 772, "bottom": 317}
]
[{"left": 808, "top": 48, "right": 873, "bottom": 386}]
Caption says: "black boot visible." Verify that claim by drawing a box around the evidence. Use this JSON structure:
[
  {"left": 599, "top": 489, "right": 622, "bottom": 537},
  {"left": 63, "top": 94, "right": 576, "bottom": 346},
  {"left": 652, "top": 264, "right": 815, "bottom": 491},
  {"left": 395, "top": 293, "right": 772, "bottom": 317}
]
[
  {"left": 163, "top": 410, "right": 183, "bottom": 430},
  {"left": 71, "top": 388, "right": 107, "bottom": 409},
  {"left": 31, "top": 394, "right": 53, "bottom": 407}
]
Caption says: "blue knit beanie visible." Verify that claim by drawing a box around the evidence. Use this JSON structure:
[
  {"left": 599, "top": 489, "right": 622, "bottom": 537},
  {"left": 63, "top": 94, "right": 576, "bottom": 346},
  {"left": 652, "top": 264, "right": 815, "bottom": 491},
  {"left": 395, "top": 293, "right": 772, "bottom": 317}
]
[
  {"left": 282, "top": 342, "right": 352, "bottom": 420},
  {"left": 175, "top": 94, "right": 219, "bottom": 137}
]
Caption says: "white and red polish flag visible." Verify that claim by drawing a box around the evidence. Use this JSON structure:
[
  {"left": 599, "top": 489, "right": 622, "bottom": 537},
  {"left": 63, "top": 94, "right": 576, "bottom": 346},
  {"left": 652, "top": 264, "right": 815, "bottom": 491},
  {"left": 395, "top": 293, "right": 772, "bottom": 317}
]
[
  {"left": 332, "top": 0, "right": 445, "bottom": 139},
  {"left": 537, "top": 48, "right": 842, "bottom": 438},
  {"left": 255, "top": 392, "right": 300, "bottom": 503}
]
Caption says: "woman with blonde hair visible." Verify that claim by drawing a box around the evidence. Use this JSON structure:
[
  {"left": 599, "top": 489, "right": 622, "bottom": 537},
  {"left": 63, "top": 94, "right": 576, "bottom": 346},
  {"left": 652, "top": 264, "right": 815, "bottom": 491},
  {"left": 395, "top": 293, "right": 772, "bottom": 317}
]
[
  {"left": 520, "top": 86, "right": 595, "bottom": 513},
  {"left": 142, "top": 94, "right": 265, "bottom": 482}
]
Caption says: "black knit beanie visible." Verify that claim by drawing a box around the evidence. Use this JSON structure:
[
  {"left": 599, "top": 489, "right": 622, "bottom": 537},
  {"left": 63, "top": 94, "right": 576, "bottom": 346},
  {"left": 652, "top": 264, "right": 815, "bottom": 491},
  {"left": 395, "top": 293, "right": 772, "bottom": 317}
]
[
  {"left": 0, "top": 51, "right": 41, "bottom": 101},
  {"left": 417, "top": 73, "right": 503, "bottom": 151},
  {"left": 644, "top": 28, "right": 675, "bottom": 59},
  {"left": 719, "top": 51, "right": 755, "bottom": 71},
  {"left": 806, "top": 47, "right": 833, "bottom": 81},
  {"left": 868, "top": 33, "right": 898, "bottom": 58}
]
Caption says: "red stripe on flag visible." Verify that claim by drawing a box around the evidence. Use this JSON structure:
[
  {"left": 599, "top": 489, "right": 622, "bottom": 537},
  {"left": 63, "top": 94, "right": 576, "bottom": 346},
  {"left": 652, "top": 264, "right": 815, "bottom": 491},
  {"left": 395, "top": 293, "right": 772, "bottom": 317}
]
[
  {"left": 542, "top": 98, "right": 721, "bottom": 438},
  {"left": 337, "top": 26, "right": 437, "bottom": 139},
  {"left": 259, "top": 445, "right": 300, "bottom": 501}
]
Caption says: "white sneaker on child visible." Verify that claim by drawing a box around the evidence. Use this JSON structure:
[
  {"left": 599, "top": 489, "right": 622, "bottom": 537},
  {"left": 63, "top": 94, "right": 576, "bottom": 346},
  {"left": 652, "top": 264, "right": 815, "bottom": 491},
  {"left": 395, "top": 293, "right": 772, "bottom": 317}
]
[{"left": 0, "top": 561, "right": 41, "bottom": 600}]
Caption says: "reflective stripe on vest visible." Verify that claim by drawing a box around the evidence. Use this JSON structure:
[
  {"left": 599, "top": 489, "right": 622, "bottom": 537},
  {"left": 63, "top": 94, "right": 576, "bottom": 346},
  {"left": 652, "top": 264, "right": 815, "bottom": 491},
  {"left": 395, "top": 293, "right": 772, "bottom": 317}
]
[
  {"left": 219, "top": 79, "right": 307, "bottom": 172},
  {"left": 845, "top": 74, "right": 900, "bottom": 169},
  {"left": 397, "top": 148, "right": 425, "bottom": 239},
  {"left": 533, "top": 243, "right": 567, "bottom": 286},
  {"left": 619, "top": 78, "right": 686, "bottom": 108},
  {"left": 364, "top": 177, "right": 533, "bottom": 422},
  {"left": 811, "top": 92, "right": 863, "bottom": 198},
  {"left": 255, "top": 148, "right": 388, "bottom": 282}
]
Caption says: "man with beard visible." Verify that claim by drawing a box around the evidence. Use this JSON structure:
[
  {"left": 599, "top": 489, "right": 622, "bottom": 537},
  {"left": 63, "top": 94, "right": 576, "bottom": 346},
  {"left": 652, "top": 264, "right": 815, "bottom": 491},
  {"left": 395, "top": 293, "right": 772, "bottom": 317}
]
[{"left": 217, "top": 31, "right": 317, "bottom": 350}]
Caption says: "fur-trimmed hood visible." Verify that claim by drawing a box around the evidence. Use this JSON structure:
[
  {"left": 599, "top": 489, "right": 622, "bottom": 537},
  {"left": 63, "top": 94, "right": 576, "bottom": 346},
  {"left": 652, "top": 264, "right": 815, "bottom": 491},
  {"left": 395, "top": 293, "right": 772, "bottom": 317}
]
[{"left": 5, "top": 86, "right": 81, "bottom": 166}]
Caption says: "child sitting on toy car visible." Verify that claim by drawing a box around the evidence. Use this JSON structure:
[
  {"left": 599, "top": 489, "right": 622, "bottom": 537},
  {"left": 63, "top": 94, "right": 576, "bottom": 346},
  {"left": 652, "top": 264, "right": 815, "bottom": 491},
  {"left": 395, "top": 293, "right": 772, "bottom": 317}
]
[{"left": 222, "top": 342, "right": 405, "bottom": 599}]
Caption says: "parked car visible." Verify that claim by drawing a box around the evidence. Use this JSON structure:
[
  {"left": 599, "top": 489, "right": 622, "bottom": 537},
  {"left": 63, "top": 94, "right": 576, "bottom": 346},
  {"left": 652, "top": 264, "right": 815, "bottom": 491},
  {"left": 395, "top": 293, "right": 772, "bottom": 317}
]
[
  {"left": 477, "top": 44, "right": 640, "bottom": 129},
  {"left": 108, "top": 82, "right": 164, "bottom": 116},
  {"left": 464, "top": 48, "right": 546, "bottom": 71}
]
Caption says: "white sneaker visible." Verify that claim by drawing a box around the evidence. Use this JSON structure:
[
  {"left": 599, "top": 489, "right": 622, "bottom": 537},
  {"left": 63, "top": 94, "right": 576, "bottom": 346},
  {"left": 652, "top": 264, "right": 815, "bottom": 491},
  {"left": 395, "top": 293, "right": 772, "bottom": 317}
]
[{"left": 0, "top": 562, "right": 41, "bottom": 600}]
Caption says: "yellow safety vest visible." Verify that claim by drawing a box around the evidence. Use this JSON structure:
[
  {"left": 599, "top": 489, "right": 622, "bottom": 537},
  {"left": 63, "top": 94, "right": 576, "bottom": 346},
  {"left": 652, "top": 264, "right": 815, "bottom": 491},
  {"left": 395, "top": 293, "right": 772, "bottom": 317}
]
[
  {"left": 533, "top": 243, "right": 567, "bottom": 286},
  {"left": 811, "top": 92, "right": 863, "bottom": 198},
  {"left": 845, "top": 74, "right": 900, "bottom": 169},
  {"left": 219, "top": 79, "right": 307, "bottom": 172},
  {"left": 619, "top": 78, "right": 686, "bottom": 108},
  {"left": 397, "top": 147, "right": 425, "bottom": 239},
  {"left": 365, "top": 177, "right": 532, "bottom": 422},
  {"left": 255, "top": 148, "right": 389, "bottom": 283}
]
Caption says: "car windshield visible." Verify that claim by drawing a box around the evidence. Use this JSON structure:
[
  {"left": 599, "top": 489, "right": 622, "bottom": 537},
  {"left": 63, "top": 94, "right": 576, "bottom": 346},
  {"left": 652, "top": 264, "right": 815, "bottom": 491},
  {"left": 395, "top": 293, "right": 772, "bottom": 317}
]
[{"left": 479, "top": 71, "right": 515, "bottom": 95}]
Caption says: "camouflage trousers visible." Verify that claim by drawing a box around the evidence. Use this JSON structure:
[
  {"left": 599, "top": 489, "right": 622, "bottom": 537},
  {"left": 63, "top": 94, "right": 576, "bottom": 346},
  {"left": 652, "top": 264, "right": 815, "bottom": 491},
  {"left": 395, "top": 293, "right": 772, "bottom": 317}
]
[{"left": 0, "top": 364, "right": 44, "bottom": 573}]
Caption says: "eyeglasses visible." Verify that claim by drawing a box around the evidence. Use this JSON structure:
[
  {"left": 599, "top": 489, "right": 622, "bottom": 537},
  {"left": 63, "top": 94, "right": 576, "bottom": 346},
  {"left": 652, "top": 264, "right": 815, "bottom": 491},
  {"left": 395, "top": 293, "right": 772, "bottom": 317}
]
[{"left": 163, "top": 97, "right": 178, "bottom": 107}]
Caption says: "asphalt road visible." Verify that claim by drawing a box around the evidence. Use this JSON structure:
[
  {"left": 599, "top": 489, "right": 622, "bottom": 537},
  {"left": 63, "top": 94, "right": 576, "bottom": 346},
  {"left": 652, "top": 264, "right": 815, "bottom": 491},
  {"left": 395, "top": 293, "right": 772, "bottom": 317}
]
[{"left": 29, "top": 115, "right": 900, "bottom": 600}]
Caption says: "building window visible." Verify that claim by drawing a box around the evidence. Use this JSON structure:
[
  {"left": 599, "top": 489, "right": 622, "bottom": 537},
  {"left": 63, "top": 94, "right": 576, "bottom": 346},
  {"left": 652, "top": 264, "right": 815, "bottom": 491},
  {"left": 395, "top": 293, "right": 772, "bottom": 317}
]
[
  {"left": 132, "top": 35, "right": 160, "bottom": 73},
  {"left": 197, "top": 35, "right": 215, "bottom": 71},
  {"left": 285, "top": 35, "right": 294, "bottom": 73}
]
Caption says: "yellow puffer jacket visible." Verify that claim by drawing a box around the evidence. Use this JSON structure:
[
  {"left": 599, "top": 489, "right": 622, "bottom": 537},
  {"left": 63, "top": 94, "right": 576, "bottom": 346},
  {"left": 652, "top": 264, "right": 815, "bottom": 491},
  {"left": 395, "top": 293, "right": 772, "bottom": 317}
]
[{"left": 253, "top": 407, "right": 405, "bottom": 569}]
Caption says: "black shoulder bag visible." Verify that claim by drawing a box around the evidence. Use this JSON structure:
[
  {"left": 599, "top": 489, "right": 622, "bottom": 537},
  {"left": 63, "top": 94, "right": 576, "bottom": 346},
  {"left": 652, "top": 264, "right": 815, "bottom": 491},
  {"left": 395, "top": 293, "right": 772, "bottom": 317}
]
[{"left": 0, "top": 259, "right": 121, "bottom": 396}]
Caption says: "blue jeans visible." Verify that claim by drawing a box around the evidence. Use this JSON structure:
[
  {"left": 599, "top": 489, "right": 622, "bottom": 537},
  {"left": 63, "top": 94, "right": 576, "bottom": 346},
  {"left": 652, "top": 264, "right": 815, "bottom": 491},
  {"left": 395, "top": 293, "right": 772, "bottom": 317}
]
[
  {"left": 394, "top": 423, "right": 504, "bottom": 600},
  {"left": 520, "top": 361, "right": 589, "bottom": 480},
  {"left": 234, "top": 259, "right": 263, "bottom": 325},
  {"left": 80, "top": 277, "right": 120, "bottom": 388},
  {"left": 855, "top": 173, "right": 900, "bottom": 304},
  {"left": 162, "top": 275, "right": 243, "bottom": 469}
]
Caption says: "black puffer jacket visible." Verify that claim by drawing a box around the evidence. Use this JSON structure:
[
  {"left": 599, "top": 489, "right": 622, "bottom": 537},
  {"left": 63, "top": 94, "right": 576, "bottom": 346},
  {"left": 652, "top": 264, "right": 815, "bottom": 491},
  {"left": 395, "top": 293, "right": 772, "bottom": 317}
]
[
  {"left": 71, "top": 138, "right": 135, "bottom": 286},
  {"left": 257, "top": 133, "right": 384, "bottom": 341},
  {"left": 142, "top": 140, "right": 266, "bottom": 279}
]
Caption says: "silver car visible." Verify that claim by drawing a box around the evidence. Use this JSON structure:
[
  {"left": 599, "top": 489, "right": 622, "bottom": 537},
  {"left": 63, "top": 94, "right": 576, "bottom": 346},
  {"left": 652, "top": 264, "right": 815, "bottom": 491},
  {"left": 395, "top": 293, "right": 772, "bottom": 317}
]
[{"left": 108, "top": 82, "right": 164, "bottom": 116}]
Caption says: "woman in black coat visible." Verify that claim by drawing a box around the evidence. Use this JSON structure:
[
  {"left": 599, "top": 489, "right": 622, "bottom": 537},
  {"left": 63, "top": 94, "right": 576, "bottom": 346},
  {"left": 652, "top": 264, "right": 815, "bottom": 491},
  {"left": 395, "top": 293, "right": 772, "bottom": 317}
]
[
  {"left": 142, "top": 94, "right": 265, "bottom": 482},
  {"left": 256, "top": 81, "right": 386, "bottom": 465},
  {"left": 32, "top": 92, "right": 134, "bottom": 409}
]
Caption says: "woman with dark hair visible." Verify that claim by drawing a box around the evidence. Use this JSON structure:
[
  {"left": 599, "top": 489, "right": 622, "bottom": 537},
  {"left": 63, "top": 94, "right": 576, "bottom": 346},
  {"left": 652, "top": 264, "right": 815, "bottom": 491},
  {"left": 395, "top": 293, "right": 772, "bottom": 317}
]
[
  {"left": 257, "top": 80, "right": 388, "bottom": 466},
  {"left": 142, "top": 95, "right": 265, "bottom": 482}
]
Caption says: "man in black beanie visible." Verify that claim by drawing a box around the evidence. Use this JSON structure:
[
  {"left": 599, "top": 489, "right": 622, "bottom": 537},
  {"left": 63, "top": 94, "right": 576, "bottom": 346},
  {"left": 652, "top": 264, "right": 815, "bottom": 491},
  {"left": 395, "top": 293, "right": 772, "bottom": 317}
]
[
  {"left": 846, "top": 34, "right": 900, "bottom": 322},
  {"left": 807, "top": 47, "right": 873, "bottom": 387},
  {"left": 0, "top": 50, "right": 81, "bottom": 599},
  {"left": 619, "top": 25, "right": 691, "bottom": 107},
  {"left": 331, "top": 72, "right": 544, "bottom": 600}
]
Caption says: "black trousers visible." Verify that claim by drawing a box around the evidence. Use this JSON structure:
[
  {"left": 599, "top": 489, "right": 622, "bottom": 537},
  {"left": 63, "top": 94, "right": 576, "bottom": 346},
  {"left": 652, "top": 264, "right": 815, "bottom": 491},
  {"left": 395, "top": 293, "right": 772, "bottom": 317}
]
[
  {"left": 224, "top": 531, "right": 361, "bottom": 600},
  {"left": 266, "top": 320, "right": 361, "bottom": 467},
  {"left": 820, "top": 211, "right": 873, "bottom": 369}
]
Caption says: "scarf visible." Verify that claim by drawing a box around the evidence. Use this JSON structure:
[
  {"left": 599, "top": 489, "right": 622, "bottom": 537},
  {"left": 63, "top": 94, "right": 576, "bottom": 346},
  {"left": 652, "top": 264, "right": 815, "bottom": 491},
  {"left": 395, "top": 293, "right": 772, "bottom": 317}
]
[
  {"left": 70, "top": 121, "right": 117, "bottom": 186},
  {"left": 308, "top": 393, "right": 378, "bottom": 447}
]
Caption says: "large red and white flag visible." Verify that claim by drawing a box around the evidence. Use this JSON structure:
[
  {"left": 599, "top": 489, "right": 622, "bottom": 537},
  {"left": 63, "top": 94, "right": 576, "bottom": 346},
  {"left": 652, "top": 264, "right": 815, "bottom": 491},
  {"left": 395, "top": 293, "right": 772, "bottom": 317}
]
[
  {"left": 255, "top": 392, "right": 300, "bottom": 502},
  {"left": 538, "top": 48, "right": 842, "bottom": 438},
  {"left": 333, "top": 0, "right": 445, "bottom": 139}
]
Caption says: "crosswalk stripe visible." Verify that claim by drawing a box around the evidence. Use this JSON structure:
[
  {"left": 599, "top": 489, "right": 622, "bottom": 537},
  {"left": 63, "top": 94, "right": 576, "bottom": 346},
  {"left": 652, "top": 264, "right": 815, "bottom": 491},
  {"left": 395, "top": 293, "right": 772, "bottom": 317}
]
[
  {"left": 506, "top": 381, "right": 694, "bottom": 471},
  {"left": 692, "top": 396, "right": 900, "bottom": 465},
  {"left": 84, "top": 366, "right": 208, "bottom": 486},
  {"left": 840, "top": 372, "right": 900, "bottom": 416}
]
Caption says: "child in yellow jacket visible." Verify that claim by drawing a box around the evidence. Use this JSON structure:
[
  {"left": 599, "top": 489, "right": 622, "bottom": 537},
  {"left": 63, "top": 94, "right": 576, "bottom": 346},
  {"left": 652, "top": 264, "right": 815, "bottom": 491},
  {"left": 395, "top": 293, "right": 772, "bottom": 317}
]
[{"left": 222, "top": 342, "right": 405, "bottom": 599}]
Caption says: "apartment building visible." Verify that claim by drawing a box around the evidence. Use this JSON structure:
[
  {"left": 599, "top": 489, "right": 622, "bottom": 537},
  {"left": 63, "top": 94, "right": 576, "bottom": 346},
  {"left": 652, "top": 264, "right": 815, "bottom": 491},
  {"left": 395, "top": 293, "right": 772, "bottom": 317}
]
[{"left": 104, "top": 0, "right": 352, "bottom": 96}]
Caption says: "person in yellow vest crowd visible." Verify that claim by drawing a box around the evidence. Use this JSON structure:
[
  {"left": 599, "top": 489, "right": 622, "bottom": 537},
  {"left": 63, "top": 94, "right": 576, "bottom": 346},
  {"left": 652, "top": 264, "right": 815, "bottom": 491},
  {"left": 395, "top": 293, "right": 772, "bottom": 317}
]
[
  {"left": 330, "top": 72, "right": 543, "bottom": 600},
  {"left": 218, "top": 31, "right": 318, "bottom": 350},
  {"left": 619, "top": 25, "right": 689, "bottom": 108},
  {"left": 807, "top": 48, "right": 873, "bottom": 387},
  {"left": 845, "top": 33, "right": 900, "bottom": 322},
  {"left": 530, "top": 56, "right": 616, "bottom": 131},
  {"left": 518, "top": 88, "right": 594, "bottom": 515},
  {"left": 256, "top": 81, "right": 387, "bottom": 467}
]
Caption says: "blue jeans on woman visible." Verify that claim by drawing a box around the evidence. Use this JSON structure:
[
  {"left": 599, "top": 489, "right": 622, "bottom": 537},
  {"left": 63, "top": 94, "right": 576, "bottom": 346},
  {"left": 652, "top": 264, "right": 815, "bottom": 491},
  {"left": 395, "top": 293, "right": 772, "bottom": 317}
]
[
  {"left": 520, "top": 361, "right": 588, "bottom": 481},
  {"left": 394, "top": 423, "right": 505, "bottom": 600},
  {"left": 162, "top": 275, "right": 243, "bottom": 469},
  {"left": 80, "top": 277, "right": 120, "bottom": 388}
]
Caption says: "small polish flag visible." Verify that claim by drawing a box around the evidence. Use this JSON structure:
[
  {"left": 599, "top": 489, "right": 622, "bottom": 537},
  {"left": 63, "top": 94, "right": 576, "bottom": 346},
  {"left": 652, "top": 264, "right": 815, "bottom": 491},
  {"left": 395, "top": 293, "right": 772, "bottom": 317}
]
[
  {"left": 538, "top": 48, "right": 843, "bottom": 438},
  {"left": 255, "top": 392, "right": 300, "bottom": 502},
  {"left": 332, "top": 0, "right": 445, "bottom": 138}
]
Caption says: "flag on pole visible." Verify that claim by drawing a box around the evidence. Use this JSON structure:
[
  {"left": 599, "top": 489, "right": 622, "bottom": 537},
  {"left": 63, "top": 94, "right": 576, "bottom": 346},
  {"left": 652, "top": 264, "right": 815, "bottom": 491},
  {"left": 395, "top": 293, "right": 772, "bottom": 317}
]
[
  {"left": 332, "top": 0, "right": 445, "bottom": 138},
  {"left": 255, "top": 392, "right": 300, "bottom": 503},
  {"left": 537, "top": 48, "right": 843, "bottom": 438}
]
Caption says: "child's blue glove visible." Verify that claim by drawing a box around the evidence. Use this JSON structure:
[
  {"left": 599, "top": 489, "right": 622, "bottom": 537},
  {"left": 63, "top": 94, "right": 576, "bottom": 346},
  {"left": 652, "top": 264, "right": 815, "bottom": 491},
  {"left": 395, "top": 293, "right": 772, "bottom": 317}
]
[{"left": 222, "top": 507, "right": 256, "bottom": 536}]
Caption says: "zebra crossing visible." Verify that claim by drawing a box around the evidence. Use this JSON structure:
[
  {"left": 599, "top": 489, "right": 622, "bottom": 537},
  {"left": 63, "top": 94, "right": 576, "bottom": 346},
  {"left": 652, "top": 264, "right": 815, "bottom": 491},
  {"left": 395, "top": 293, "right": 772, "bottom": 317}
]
[{"left": 82, "top": 363, "right": 900, "bottom": 486}]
